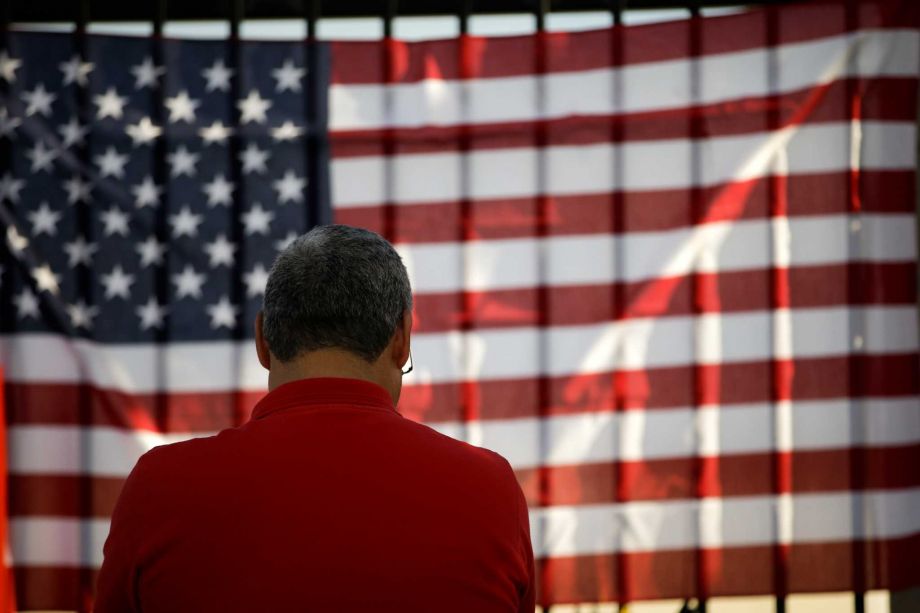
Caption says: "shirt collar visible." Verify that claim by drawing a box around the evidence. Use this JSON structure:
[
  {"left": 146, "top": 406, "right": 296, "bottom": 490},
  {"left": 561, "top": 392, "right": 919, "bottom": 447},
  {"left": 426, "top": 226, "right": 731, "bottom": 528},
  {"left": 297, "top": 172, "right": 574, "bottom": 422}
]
[{"left": 251, "top": 377, "right": 398, "bottom": 421}]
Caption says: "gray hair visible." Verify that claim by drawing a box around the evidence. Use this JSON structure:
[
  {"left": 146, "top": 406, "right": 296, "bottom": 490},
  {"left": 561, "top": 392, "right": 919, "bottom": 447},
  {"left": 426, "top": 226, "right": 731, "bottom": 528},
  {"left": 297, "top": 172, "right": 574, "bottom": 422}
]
[{"left": 261, "top": 225, "right": 413, "bottom": 363}]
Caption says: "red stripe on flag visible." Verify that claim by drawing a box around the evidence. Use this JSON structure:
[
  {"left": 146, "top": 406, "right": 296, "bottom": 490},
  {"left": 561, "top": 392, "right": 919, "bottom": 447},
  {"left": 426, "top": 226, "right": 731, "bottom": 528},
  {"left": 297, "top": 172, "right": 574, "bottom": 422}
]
[
  {"left": 516, "top": 445, "right": 920, "bottom": 505},
  {"left": 9, "top": 446, "right": 920, "bottom": 519},
  {"left": 397, "top": 354, "right": 919, "bottom": 422},
  {"left": 0, "top": 369, "right": 15, "bottom": 612},
  {"left": 5, "top": 355, "right": 915, "bottom": 429},
  {"left": 329, "top": 3, "right": 915, "bottom": 83},
  {"left": 335, "top": 171, "right": 916, "bottom": 243},
  {"left": 4, "top": 386, "right": 262, "bottom": 432},
  {"left": 12, "top": 567, "right": 97, "bottom": 613},
  {"left": 537, "top": 533, "right": 920, "bottom": 604},
  {"left": 410, "top": 263, "right": 917, "bottom": 333},
  {"left": 16, "top": 534, "right": 920, "bottom": 610},
  {"left": 331, "top": 78, "right": 918, "bottom": 157}
]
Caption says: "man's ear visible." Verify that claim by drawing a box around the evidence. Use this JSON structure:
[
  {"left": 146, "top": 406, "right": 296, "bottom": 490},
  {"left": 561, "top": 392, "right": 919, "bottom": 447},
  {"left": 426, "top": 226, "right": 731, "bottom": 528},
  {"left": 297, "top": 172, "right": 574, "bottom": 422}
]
[
  {"left": 254, "top": 311, "right": 271, "bottom": 370},
  {"left": 392, "top": 309, "right": 412, "bottom": 368}
]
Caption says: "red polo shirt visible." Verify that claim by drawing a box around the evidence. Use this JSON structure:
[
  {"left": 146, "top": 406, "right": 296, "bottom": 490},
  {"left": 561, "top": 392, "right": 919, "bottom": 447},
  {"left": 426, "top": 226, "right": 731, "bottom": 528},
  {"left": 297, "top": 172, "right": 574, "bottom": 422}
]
[{"left": 95, "top": 377, "right": 535, "bottom": 612}]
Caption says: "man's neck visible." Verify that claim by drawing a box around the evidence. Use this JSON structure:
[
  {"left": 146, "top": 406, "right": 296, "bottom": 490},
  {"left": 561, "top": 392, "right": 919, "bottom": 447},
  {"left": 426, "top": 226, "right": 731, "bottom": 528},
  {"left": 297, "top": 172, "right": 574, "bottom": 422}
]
[{"left": 267, "top": 349, "right": 396, "bottom": 403}]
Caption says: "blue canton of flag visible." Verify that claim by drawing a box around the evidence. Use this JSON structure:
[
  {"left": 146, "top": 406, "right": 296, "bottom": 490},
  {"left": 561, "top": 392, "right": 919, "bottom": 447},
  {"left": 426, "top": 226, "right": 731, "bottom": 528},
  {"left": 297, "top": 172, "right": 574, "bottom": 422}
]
[{"left": 0, "top": 31, "right": 330, "bottom": 343}]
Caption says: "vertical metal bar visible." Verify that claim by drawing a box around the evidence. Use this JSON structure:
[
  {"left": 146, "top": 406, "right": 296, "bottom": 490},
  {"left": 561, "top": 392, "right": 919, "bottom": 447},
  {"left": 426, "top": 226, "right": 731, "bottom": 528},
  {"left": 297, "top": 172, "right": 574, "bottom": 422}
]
[
  {"left": 844, "top": 0, "right": 867, "bottom": 611},
  {"left": 151, "top": 0, "right": 171, "bottom": 435},
  {"left": 381, "top": 0, "right": 397, "bottom": 242},
  {"left": 456, "top": 0, "right": 481, "bottom": 530},
  {"left": 686, "top": 1, "right": 708, "bottom": 613},
  {"left": 72, "top": 2, "right": 96, "bottom": 609},
  {"left": 534, "top": 0, "right": 550, "bottom": 609},
  {"left": 303, "top": 0, "right": 326, "bottom": 228},
  {"left": 459, "top": 0, "right": 470, "bottom": 36},
  {"left": 226, "top": 0, "right": 247, "bottom": 425},
  {"left": 609, "top": 0, "right": 627, "bottom": 607},
  {"left": 765, "top": 3, "right": 789, "bottom": 611},
  {"left": 611, "top": 0, "right": 624, "bottom": 27},
  {"left": 0, "top": 0, "right": 13, "bottom": 333}
]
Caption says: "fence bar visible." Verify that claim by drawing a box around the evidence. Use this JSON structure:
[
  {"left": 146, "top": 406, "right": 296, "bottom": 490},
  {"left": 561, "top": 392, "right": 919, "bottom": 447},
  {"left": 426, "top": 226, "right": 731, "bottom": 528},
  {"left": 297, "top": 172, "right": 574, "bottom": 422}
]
[
  {"left": 454, "top": 0, "right": 484, "bottom": 570},
  {"left": 225, "top": 0, "right": 249, "bottom": 426},
  {"left": 379, "top": 0, "right": 398, "bottom": 243},
  {"left": 608, "top": 0, "right": 629, "bottom": 610},
  {"left": 610, "top": 0, "right": 624, "bottom": 26},
  {"left": 686, "top": 0, "right": 708, "bottom": 612},
  {"left": 763, "top": 3, "right": 790, "bottom": 611},
  {"left": 533, "top": 0, "right": 552, "bottom": 609},
  {"left": 150, "top": 0, "right": 173, "bottom": 437},
  {"left": 0, "top": 0, "right": 12, "bottom": 331},
  {"left": 303, "top": 0, "right": 326, "bottom": 228},
  {"left": 71, "top": 2, "right": 97, "bottom": 609},
  {"left": 845, "top": 0, "right": 867, "bottom": 608}
]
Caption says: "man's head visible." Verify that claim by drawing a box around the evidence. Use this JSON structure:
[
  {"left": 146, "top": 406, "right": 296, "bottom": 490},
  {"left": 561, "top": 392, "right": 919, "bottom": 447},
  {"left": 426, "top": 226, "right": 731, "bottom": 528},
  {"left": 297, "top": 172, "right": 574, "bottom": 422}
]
[{"left": 254, "top": 224, "right": 413, "bottom": 402}]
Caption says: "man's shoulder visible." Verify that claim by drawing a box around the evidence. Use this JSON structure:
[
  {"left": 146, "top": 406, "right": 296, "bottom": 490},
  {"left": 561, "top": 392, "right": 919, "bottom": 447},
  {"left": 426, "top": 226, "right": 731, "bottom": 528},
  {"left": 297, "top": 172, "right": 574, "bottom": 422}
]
[
  {"left": 399, "top": 417, "right": 516, "bottom": 480},
  {"left": 130, "top": 428, "right": 240, "bottom": 477}
]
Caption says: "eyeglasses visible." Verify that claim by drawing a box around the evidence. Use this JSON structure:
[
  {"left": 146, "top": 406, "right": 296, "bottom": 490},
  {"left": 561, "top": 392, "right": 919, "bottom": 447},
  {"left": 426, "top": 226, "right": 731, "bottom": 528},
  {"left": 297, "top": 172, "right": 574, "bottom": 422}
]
[{"left": 401, "top": 349, "right": 413, "bottom": 376}]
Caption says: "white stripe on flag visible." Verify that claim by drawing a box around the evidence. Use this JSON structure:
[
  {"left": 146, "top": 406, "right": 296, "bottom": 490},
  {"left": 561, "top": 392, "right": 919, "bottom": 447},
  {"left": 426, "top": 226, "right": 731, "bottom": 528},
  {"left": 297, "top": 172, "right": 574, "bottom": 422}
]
[
  {"left": 1, "top": 306, "right": 916, "bottom": 390},
  {"left": 532, "top": 487, "right": 920, "bottom": 557},
  {"left": 11, "top": 488, "right": 920, "bottom": 566},
  {"left": 330, "top": 30, "right": 919, "bottom": 130},
  {"left": 331, "top": 122, "right": 915, "bottom": 207},
  {"left": 396, "top": 214, "right": 916, "bottom": 292},
  {"left": 9, "top": 397, "right": 917, "bottom": 477}
]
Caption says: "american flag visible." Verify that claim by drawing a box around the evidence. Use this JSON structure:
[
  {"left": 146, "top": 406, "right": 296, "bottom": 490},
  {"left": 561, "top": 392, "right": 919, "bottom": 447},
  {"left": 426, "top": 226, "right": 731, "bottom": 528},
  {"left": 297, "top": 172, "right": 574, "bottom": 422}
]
[{"left": 2, "top": 0, "right": 920, "bottom": 609}]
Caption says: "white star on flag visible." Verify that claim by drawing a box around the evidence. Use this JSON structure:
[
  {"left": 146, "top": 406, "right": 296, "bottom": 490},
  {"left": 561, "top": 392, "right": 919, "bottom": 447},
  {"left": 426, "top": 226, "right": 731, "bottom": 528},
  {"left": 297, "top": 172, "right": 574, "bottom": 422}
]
[
  {"left": 172, "top": 265, "right": 206, "bottom": 299},
  {"left": 94, "top": 146, "right": 129, "bottom": 179},
  {"left": 63, "top": 175, "right": 92, "bottom": 204},
  {"left": 137, "top": 297, "right": 167, "bottom": 329},
  {"left": 0, "top": 108, "right": 21, "bottom": 139},
  {"left": 165, "top": 90, "right": 200, "bottom": 123},
  {"left": 21, "top": 84, "right": 56, "bottom": 117},
  {"left": 28, "top": 202, "right": 61, "bottom": 236},
  {"left": 273, "top": 170, "right": 307, "bottom": 204},
  {"left": 63, "top": 236, "right": 97, "bottom": 267},
  {"left": 274, "top": 231, "right": 298, "bottom": 252},
  {"left": 199, "top": 121, "right": 233, "bottom": 145},
  {"left": 204, "top": 234, "right": 237, "bottom": 268},
  {"left": 0, "top": 51, "right": 21, "bottom": 82},
  {"left": 237, "top": 90, "right": 272, "bottom": 124},
  {"left": 207, "top": 295, "right": 238, "bottom": 329},
  {"left": 202, "top": 58, "right": 234, "bottom": 92},
  {"left": 169, "top": 205, "right": 203, "bottom": 238},
  {"left": 167, "top": 145, "right": 200, "bottom": 178},
  {"left": 58, "top": 118, "right": 88, "bottom": 148},
  {"left": 94, "top": 87, "right": 128, "bottom": 120},
  {"left": 239, "top": 143, "right": 270, "bottom": 174},
  {"left": 203, "top": 174, "right": 234, "bottom": 207},
  {"left": 59, "top": 54, "right": 94, "bottom": 86},
  {"left": 6, "top": 225, "right": 28, "bottom": 253},
  {"left": 0, "top": 173, "right": 24, "bottom": 202},
  {"left": 272, "top": 59, "right": 305, "bottom": 93},
  {"left": 33, "top": 264, "right": 61, "bottom": 294},
  {"left": 14, "top": 288, "right": 39, "bottom": 319},
  {"left": 271, "top": 121, "right": 304, "bottom": 141},
  {"left": 67, "top": 300, "right": 98, "bottom": 329},
  {"left": 131, "top": 176, "right": 161, "bottom": 208},
  {"left": 136, "top": 236, "right": 166, "bottom": 267},
  {"left": 242, "top": 203, "right": 274, "bottom": 236},
  {"left": 26, "top": 141, "right": 58, "bottom": 173},
  {"left": 126, "top": 117, "right": 162, "bottom": 146},
  {"left": 131, "top": 57, "right": 165, "bottom": 89},
  {"left": 101, "top": 265, "right": 136, "bottom": 300},
  {"left": 244, "top": 263, "right": 270, "bottom": 297},
  {"left": 101, "top": 206, "right": 131, "bottom": 237}
]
